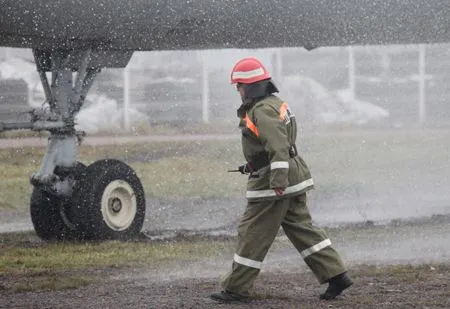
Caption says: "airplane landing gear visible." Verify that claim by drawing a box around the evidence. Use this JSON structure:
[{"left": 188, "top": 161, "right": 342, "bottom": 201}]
[
  {"left": 1, "top": 47, "right": 145, "bottom": 241},
  {"left": 30, "top": 161, "right": 86, "bottom": 240}
]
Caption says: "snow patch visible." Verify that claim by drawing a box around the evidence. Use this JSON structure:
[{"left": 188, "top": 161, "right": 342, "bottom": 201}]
[
  {"left": 283, "top": 75, "right": 389, "bottom": 125},
  {"left": 75, "top": 94, "right": 149, "bottom": 134}
]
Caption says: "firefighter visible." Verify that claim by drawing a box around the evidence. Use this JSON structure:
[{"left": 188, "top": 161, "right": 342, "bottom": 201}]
[{"left": 209, "top": 57, "right": 353, "bottom": 303}]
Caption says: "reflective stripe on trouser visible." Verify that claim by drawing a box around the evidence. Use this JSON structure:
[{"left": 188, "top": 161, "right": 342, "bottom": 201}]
[
  {"left": 282, "top": 194, "right": 346, "bottom": 284},
  {"left": 221, "top": 193, "right": 346, "bottom": 295}
]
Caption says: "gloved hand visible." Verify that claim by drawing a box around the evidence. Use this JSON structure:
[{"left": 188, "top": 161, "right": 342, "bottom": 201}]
[
  {"left": 238, "top": 163, "right": 254, "bottom": 175},
  {"left": 274, "top": 187, "right": 285, "bottom": 196}
]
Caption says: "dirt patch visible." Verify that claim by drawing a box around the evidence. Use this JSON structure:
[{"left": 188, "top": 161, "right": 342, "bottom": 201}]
[{"left": 1, "top": 264, "right": 449, "bottom": 309}]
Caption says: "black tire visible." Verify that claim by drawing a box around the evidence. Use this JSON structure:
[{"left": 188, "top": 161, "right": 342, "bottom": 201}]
[
  {"left": 30, "top": 162, "right": 86, "bottom": 241},
  {"left": 30, "top": 188, "right": 75, "bottom": 240},
  {"left": 70, "top": 159, "right": 146, "bottom": 240}
]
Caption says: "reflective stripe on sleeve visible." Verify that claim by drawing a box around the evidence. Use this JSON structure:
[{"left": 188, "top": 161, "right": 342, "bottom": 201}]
[
  {"left": 233, "top": 254, "right": 262, "bottom": 269},
  {"left": 300, "top": 239, "right": 332, "bottom": 258},
  {"left": 270, "top": 161, "right": 289, "bottom": 170},
  {"left": 246, "top": 178, "right": 314, "bottom": 199},
  {"left": 243, "top": 115, "right": 260, "bottom": 137}
]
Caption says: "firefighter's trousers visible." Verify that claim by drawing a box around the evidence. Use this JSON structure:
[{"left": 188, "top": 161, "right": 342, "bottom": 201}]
[{"left": 221, "top": 193, "right": 347, "bottom": 296}]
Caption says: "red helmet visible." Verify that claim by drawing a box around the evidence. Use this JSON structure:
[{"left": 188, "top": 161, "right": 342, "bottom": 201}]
[{"left": 230, "top": 57, "right": 271, "bottom": 84}]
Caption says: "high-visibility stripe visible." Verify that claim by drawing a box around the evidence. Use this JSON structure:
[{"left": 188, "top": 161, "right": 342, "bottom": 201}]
[
  {"left": 270, "top": 161, "right": 289, "bottom": 170},
  {"left": 279, "top": 102, "right": 289, "bottom": 120},
  {"left": 234, "top": 254, "right": 262, "bottom": 269},
  {"left": 300, "top": 239, "right": 332, "bottom": 258},
  {"left": 246, "top": 178, "right": 314, "bottom": 199},
  {"left": 243, "top": 114, "right": 259, "bottom": 137},
  {"left": 232, "top": 68, "right": 265, "bottom": 80}
]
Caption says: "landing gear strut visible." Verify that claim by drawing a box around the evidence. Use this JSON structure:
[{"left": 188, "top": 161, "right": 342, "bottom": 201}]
[{"left": 1, "top": 47, "right": 146, "bottom": 241}]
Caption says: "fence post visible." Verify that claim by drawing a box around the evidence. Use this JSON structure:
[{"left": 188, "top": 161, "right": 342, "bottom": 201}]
[
  {"left": 5, "top": 47, "right": 11, "bottom": 60},
  {"left": 348, "top": 46, "right": 356, "bottom": 100},
  {"left": 202, "top": 55, "right": 209, "bottom": 123},
  {"left": 123, "top": 66, "right": 131, "bottom": 131},
  {"left": 418, "top": 44, "right": 426, "bottom": 126},
  {"left": 274, "top": 48, "right": 283, "bottom": 83}
]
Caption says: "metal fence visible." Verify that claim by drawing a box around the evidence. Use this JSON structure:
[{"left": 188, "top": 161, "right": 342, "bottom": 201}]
[{"left": 1, "top": 44, "right": 450, "bottom": 130}]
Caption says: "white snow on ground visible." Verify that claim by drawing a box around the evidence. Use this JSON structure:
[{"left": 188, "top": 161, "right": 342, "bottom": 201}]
[
  {"left": 283, "top": 75, "right": 389, "bottom": 125},
  {"left": 75, "top": 94, "right": 149, "bottom": 134},
  {"left": 323, "top": 88, "right": 389, "bottom": 125}
]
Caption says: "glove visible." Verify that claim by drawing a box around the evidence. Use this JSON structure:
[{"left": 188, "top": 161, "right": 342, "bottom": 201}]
[
  {"left": 238, "top": 163, "right": 254, "bottom": 175},
  {"left": 274, "top": 187, "right": 285, "bottom": 196}
]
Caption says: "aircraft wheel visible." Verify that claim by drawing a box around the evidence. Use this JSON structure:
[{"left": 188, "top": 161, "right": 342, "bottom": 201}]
[
  {"left": 71, "top": 159, "right": 146, "bottom": 240},
  {"left": 30, "top": 162, "right": 86, "bottom": 241}
]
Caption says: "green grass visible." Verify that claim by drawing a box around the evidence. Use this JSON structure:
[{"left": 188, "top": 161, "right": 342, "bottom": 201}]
[
  {"left": 0, "top": 130, "right": 50, "bottom": 139},
  {"left": 0, "top": 148, "right": 43, "bottom": 209},
  {"left": 1, "top": 230, "right": 449, "bottom": 294},
  {"left": 134, "top": 157, "right": 245, "bottom": 200},
  {"left": 0, "top": 235, "right": 230, "bottom": 275},
  {"left": 0, "top": 231, "right": 232, "bottom": 292},
  {"left": 2, "top": 128, "right": 450, "bottom": 210},
  {"left": 0, "top": 139, "right": 246, "bottom": 210},
  {"left": 3, "top": 272, "right": 97, "bottom": 293}
]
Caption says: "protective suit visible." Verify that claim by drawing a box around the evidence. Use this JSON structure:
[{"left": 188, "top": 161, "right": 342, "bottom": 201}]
[{"left": 210, "top": 57, "right": 353, "bottom": 303}]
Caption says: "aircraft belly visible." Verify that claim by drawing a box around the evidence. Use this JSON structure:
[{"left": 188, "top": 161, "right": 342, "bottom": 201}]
[{"left": 0, "top": 0, "right": 449, "bottom": 50}]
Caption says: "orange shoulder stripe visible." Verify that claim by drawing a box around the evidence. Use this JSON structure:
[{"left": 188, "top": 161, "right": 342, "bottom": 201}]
[
  {"left": 243, "top": 114, "right": 259, "bottom": 137},
  {"left": 279, "top": 102, "right": 288, "bottom": 120}
]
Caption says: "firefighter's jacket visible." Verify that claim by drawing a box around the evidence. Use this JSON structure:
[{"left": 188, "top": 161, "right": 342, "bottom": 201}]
[{"left": 239, "top": 95, "right": 314, "bottom": 201}]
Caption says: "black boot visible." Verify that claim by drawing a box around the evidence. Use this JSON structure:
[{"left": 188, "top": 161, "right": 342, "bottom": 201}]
[
  {"left": 320, "top": 272, "right": 353, "bottom": 300},
  {"left": 209, "top": 290, "right": 251, "bottom": 303}
]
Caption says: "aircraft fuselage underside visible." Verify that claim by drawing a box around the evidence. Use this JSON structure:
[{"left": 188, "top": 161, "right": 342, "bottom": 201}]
[{"left": 1, "top": 0, "right": 450, "bottom": 51}]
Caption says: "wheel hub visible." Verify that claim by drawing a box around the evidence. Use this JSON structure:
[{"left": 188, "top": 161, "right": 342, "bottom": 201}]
[
  {"left": 110, "top": 198, "right": 122, "bottom": 213},
  {"left": 101, "top": 180, "right": 137, "bottom": 231}
]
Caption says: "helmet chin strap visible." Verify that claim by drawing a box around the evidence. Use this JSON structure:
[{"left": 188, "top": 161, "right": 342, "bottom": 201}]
[{"left": 237, "top": 103, "right": 249, "bottom": 118}]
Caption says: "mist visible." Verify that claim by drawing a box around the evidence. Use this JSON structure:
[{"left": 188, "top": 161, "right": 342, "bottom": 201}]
[{"left": 1, "top": 44, "right": 450, "bottom": 230}]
